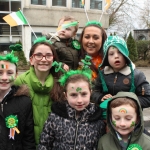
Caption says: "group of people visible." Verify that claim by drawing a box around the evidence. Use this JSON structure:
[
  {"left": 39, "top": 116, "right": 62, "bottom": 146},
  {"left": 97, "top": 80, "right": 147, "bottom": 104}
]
[{"left": 1, "top": 15, "right": 150, "bottom": 150}]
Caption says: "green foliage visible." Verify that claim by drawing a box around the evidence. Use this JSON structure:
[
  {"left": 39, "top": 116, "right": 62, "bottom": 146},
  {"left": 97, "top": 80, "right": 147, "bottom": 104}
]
[
  {"left": 14, "top": 41, "right": 28, "bottom": 68},
  {"left": 127, "top": 32, "right": 138, "bottom": 62},
  {"left": 136, "top": 40, "right": 150, "bottom": 60}
]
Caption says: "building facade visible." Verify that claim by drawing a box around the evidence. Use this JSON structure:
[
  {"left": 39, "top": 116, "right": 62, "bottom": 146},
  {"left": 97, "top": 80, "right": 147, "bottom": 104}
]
[
  {"left": 134, "top": 29, "right": 150, "bottom": 41},
  {"left": 0, "top": 0, "right": 109, "bottom": 60}
]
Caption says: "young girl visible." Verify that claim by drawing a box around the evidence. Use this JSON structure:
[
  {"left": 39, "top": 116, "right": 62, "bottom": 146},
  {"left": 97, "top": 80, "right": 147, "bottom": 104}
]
[
  {"left": 91, "top": 36, "right": 150, "bottom": 109},
  {"left": 98, "top": 91, "right": 150, "bottom": 150},
  {"left": 0, "top": 49, "right": 35, "bottom": 149},
  {"left": 14, "top": 37, "right": 61, "bottom": 146},
  {"left": 38, "top": 70, "right": 106, "bottom": 150}
]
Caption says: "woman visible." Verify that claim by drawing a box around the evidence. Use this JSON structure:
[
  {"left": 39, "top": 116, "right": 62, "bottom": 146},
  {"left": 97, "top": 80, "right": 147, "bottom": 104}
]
[
  {"left": 79, "top": 21, "right": 107, "bottom": 80},
  {"left": 14, "top": 37, "right": 61, "bottom": 146}
]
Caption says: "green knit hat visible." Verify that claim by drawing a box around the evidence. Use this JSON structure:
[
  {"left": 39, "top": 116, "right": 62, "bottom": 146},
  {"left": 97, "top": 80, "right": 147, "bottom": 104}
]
[{"left": 98, "top": 36, "right": 135, "bottom": 93}]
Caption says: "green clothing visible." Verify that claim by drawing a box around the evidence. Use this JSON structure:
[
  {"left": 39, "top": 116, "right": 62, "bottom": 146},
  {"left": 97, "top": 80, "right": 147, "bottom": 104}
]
[
  {"left": 14, "top": 67, "right": 54, "bottom": 146},
  {"left": 98, "top": 92, "right": 150, "bottom": 150}
]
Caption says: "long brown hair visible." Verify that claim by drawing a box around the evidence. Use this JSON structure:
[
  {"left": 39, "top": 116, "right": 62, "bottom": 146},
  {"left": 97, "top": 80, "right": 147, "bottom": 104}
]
[{"left": 79, "top": 24, "right": 107, "bottom": 73}]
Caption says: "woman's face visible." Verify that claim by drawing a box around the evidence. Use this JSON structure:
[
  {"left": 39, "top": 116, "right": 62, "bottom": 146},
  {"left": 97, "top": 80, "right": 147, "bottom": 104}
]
[
  {"left": 30, "top": 44, "right": 53, "bottom": 74},
  {"left": 82, "top": 26, "right": 102, "bottom": 57}
]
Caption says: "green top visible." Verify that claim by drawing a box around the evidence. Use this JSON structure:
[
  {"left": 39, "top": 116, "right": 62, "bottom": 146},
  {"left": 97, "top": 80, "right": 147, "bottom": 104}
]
[{"left": 14, "top": 67, "right": 54, "bottom": 146}]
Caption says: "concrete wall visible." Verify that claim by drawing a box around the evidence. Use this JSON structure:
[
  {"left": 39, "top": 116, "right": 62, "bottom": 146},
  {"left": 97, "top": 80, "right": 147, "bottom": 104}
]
[
  {"left": 134, "top": 29, "right": 150, "bottom": 41},
  {"left": 22, "top": 0, "right": 109, "bottom": 61}
]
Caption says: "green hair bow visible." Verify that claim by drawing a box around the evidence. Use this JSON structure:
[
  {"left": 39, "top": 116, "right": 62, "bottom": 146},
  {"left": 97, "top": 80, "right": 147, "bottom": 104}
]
[
  {"left": 86, "top": 21, "right": 102, "bottom": 27},
  {"left": 34, "top": 36, "right": 53, "bottom": 44},
  {"left": 0, "top": 44, "right": 22, "bottom": 64}
]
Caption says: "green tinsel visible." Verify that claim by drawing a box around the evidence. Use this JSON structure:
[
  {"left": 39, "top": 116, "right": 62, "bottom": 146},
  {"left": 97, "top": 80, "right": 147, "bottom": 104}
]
[
  {"left": 59, "top": 70, "right": 92, "bottom": 86},
  {"left": 34, "top": 36, "right": 52, "bottom": 44},
  {"left": 86, "top": 21, "right": 102, "bottom": 27}
]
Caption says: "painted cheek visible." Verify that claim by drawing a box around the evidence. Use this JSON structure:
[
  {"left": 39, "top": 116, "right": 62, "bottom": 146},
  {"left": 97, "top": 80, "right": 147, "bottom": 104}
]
[
  {"left": 9, "top": 75, "right": 15, "bottom": 82},
  {"left": 112, "top": 120, "right": 116, "bottom": 127},
  {"left": 130, "top": 121, "right": 135, "bottom": 127}
]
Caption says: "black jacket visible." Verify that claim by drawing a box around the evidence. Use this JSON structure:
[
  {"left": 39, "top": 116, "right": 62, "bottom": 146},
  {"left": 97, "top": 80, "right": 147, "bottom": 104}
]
[
  {"left": 0, "top": 85, "right": 35, "bottom": 150},
  {"left": 52, "top": 37, "right": 79, "bottom": 70},
  {"left": 38, "top": 101, "right": 106, "bottom": 150},
  {"left": 91, "top": 66, "right": 150, "bottom": 108}
]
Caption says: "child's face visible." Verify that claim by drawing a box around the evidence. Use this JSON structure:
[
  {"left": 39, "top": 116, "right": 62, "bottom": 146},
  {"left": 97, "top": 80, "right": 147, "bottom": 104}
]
[
  {"left": 111, "top": 104, "right": 137, "bottom": 141},
  {"left": 108, "top": 47, "right": 126, "bottom": 72},
  {"left": 30, "top": 44, "right": 53, "bottom": 74},
  {"left": 82, "top": 26, "right": 102, "bottom": 57},
  {"left": 0, "top": 61, "right": 17, "bottom": 92},
  {"left": 57, "top": 20, "right": 76, "bottom": 39},
  {"left": 65, "top": 80, "right": 91, "bottom": 112}
]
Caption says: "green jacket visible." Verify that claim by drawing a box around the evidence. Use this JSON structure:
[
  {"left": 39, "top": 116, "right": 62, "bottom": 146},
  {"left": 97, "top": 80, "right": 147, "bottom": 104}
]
[
  {"left": 14, "top": 67, "right": 54, "bottom": 146},
  {"left": 98, "top": 92, "right": 150, "bottom": 150}
]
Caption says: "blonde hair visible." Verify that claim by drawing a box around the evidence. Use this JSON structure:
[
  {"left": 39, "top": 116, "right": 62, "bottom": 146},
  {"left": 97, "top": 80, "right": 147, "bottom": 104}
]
[{"left": 58, "top": 16, "right": 79, "bottom": 33}]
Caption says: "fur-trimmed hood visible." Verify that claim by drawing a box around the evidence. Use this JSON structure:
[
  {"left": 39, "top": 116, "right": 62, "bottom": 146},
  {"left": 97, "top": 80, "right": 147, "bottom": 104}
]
[
  {"left": 51, "top": 101, "right": 103, "bottom": 122},
  {"left": 14, "top": 84, "right": 30, "bottom": 97}
]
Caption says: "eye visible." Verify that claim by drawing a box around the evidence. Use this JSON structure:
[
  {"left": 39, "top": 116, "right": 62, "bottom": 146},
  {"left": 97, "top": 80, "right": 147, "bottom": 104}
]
[
  {"left": 66, "top": 28, "right": 71, "bottom": 31},
  {"left": 93, "top": 35, "right": 100, "bottom": 40},
  {"left": 0, "top": 71, "right": 3, "bottom": 75},
  {"left": 7, "top": 71, "right": 14, "bottom": 75},
  {"left": 114, "top": 117, "right": 120, "bottom": 121},
  {"left": 84, "top": 35, "right": 90, "bottom": 39},
  {"left": 108, "top": 52, "right": 114, "bottom": 56},
  {"left": 81, "top": 92, "right": 88, "bottom": 97},
  {"left": 70, "top": 93, "right": 77, "bottom": 97}
]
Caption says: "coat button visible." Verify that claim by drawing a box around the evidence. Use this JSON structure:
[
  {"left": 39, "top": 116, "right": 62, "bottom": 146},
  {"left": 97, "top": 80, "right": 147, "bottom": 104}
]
[{"left": 5, "top": 102, "right": 7, "bottom": 104}]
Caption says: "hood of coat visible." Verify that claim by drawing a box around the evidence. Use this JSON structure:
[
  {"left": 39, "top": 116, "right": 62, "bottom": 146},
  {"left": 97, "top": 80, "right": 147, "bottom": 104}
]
[
  {"left": 51, "top": 101, "right": 102, "bottom": 122},
  {"left": 107, "top": 92, "right": 144, "bottom": 143}
]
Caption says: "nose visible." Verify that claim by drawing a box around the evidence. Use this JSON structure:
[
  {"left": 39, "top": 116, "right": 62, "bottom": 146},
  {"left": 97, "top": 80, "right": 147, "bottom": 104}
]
[
  {"left": 114, "top": 52, "right": 119, "bottom": 58},
  {"left": 119, "top": 119, "right": 126, "bottom": 127},
  {"left": 77, "top": 95, "right": 82, "bottom": 103},
  {"left": 1, "top": 72, "right": 8, "bottom": 80},
  {"left": 41, "top": 56, "right": 47, "bottom": 61},
  {"left": 89, "top": 37, "right": 94, "bottom": 43}
]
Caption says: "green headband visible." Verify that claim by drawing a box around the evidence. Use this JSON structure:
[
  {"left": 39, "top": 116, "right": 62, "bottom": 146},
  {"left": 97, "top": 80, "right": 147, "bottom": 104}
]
[
  {"left": 34, "top": 36, "right": 53, "bottom": 44},
  {"left": 0, "top": 44, "right": 22, "bottom": 64},
  {"left": 59, "top": 70, "right": 92, "bottom": 86},
  {"left": 86, "top": 21, "right": 102, "bottom": 27}
]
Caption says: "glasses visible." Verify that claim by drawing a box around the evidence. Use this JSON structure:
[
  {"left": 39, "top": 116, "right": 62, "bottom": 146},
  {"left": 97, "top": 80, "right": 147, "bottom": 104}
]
[{"left": 32, "top": 53, "right": 53, "bottom": 61}]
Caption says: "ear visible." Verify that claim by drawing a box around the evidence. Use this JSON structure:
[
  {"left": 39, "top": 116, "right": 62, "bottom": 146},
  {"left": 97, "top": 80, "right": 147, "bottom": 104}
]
[
  {"left": 30, "top": 57, "right": 34, "bottom": 65},
  {"left": 64, "top": 92, "right": 67, "bottom": 99}
]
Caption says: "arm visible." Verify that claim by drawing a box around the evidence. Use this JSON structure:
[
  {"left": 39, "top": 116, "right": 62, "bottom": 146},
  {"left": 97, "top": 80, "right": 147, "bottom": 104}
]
[
  {"left": 97, "top": 137, "right": 104, "bottom": 150},
  {"left": 22, "top": 98, "right": 35, "bottom": 150},
  {"left": 91, "top": 76, "right": 105, "bottom": 104},
  {"left": 37, "top": 114, "right": 56, "bottom": 150},
  {"left": 134, "top": 69, "right": 150, "bottom": 108}
]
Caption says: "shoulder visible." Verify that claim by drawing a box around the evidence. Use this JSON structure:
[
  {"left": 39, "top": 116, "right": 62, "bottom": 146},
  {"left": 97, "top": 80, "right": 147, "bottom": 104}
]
[
  {"left": 51, "top": 101, "right": 68, "bottom": 118},
  {"left": 14, "top": 84, "right": 30, "bottom": 97},
  {"left": 88, "top": 103, "right": 103, "bottom": 122}
]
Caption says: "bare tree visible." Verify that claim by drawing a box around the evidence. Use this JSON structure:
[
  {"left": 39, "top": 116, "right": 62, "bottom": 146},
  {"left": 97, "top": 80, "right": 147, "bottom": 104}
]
[
  {"left": 106, "top": 0, "right": 142, "bottom": 37},
  {"left": 139, "top": 0, "right": 150, "bottom": 28}
]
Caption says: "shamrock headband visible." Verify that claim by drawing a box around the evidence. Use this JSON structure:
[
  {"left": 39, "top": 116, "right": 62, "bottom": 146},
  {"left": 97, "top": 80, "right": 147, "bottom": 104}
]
[
  {"left": 34, "top": 36, "right": 53, "bottom": 45},
  {"left": 86, "top": 21, "right": 102, "bottom": 27},
  {"left": 0, "top": 44, "right": 22, "bottom": 64},
  {"left": 59, "top": 70, "right": 92, "bottom": 86},
  {"left": 52, "top": 55, "right": 92, "bottom": 86}
]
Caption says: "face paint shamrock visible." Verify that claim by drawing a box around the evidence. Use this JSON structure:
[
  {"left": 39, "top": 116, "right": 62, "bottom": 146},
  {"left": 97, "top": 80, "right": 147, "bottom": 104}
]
[
  {"left": 76, "top": 87, "right": 82, "bottom": 92},
  {"left": 130, "top": 121, "right": 135, "bottom": 127},
  {"left": 112, "top": 120, "right": 116, "bottom": 127}
]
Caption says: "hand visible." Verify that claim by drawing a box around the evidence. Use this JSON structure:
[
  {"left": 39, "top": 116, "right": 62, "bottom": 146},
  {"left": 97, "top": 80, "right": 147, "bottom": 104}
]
[
  {"left": 101, "top": 94, "right": 113, "bottom": 101},
  {"left": 63, "top": 64, "right": 69, "bottom": 71}
]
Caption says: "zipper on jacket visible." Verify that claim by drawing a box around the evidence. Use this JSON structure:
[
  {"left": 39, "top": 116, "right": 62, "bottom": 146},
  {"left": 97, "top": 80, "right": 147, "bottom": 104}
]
[
  {"left": 142, "top": 86, "right": 145, "bottom": 95},
  {"left": 73, "top": 113, "right": 82, "bottom": 150},
  {"left": 1, "top": 103, "right": 3, "bottom": 112},
  {"left": 113, "top": 74, "right": 118, "bottom": 94}
]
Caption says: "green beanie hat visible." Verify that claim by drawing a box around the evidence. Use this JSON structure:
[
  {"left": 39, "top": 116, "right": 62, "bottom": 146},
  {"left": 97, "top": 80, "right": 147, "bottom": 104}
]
[
  {"left": 100, "top": 36, "right": 131, "bottom": 67},
  {"left": 98, "top": 36, "right": 135, "bottom": 93}
]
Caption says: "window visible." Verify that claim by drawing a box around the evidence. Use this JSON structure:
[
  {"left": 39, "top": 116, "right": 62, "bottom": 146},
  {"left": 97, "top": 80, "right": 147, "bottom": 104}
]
[
  {"left": 52, "top": 0, "right": 66, "bottom": 7},
  {"left": 31, "top": 0, "right": 46, "bottom": 5},
  {"left": 32, "top": 32, "right": 42, "bottom": 45},
  {"left": 0, "top": 1, "right": 9, "bottom": 11},
  {"left": 90, "top": 0, "right": 102, "bottom": 10},
  {"left": 72, "top": 0, "right": 84, "bottom": 8},
  {"left": 138, "top": 35, "right": 146, "bottom": 41}
]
